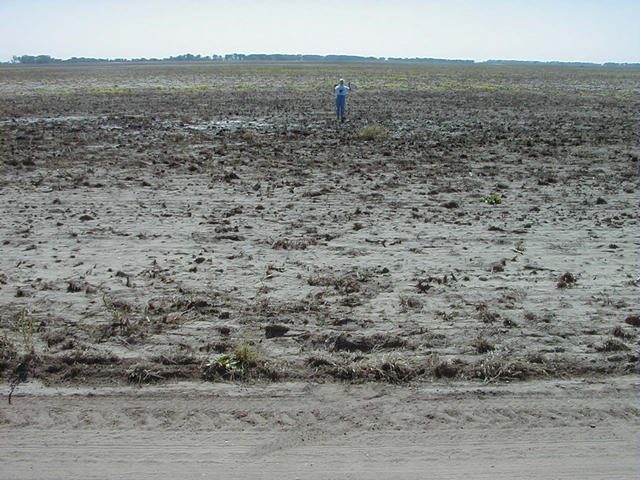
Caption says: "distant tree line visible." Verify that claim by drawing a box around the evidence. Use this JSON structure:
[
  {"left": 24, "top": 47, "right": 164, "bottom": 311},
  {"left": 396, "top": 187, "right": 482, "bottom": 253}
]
[
  {"left": 10, "top": 53, "right": 389, "bottom": 64},
  {"left": 6, "top": 54, "right": 639, "bottom": 67}
]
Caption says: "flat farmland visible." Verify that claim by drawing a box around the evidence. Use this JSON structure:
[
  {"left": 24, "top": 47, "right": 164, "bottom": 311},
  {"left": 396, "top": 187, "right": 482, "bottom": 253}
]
[
  {"left": 1, "top": 62, "right": 637, "bottom": 383},
  {"left": 0, "top": 62, "right": 638, "bottom": 479}
]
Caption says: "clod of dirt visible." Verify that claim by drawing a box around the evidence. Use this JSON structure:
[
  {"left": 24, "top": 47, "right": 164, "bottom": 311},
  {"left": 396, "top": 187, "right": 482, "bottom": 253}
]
[
  {"left": 331, "top": 334, "right": 406, "bottom": 353},
  {"left": 623, "top": 315, "right": 640, "bottom": 327},
  {"left": 79, "top": 215, "right": 94, "bottom": 221},
  {"left": 332, "top": 335, "right": 370, "bottom": 352},
  {"left": 489, "top": 259, "right": 507, "bottom": 273},
  {"left": 200, "top": 341, "right": 232, "bottom": 353},
  {"left": 433, "top": 361, "right": 458, "bottom": 378},
  {"left": 416, "top": 278, "right": 433, "bottom": 293},
  {"left": 265, "top": 324, "right": 290, "bottom": 338},
  {"left": 223, "top": 171, "right": 240, "bottom": 182},
  {"left": 442, "top": 200, "right": 459, "bottom": 209},
  {"left": 557, "top": 272, "right": 577, "bottom": 289},
  {"left": 595, "top": 197, "right": 608, "bottom": 205},
  {"left": 67, "top": 280, "right": 84, "bottom": 293},
  {"left": 607, "top": 354, "right": 625, "bottom": 362}
]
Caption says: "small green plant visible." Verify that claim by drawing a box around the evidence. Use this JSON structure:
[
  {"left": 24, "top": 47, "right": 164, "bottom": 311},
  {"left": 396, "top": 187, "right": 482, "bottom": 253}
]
[
  {"left": 100, "top": 295, "right": 138, "bottom": 339},
  {"left": 86, "top": 87, "right": 133, "bottom": 95},
  {"left": 212, "top": 354, "right": 241, "bottom": 371},
  {"left": 204, "top": 339, "right": 260, "bottom": 379},
  {"left": 482, "top": 194, "right": 502, "bottom": 205},
  {"left": 18, "top": 308, "right": 35, "bottom": 352}
]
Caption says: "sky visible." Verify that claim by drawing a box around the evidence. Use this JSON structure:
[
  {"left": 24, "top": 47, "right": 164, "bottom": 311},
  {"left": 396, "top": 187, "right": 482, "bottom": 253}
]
[{"left": 0, "top": 0, "right": 638, "bottom": 63}]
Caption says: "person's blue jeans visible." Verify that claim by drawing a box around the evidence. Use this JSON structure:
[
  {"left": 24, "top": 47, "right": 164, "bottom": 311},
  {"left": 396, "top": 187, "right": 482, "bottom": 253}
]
[{"left": 336, "top": 95, "right": 346, "bottom": 119}]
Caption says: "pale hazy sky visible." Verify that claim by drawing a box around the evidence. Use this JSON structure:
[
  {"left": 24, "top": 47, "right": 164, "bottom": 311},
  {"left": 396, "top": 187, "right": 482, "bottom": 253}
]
[{"left": 1, "top": 0, "right": 638, "bottom": 63}]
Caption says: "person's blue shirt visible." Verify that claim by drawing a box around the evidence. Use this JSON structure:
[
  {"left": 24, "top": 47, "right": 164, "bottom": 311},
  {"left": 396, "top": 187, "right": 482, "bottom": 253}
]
[
  {"left": 335, "top": 85, "right": 350, "bottom": 96},
  {"left": 335, "top": 81, "right": 351, "bottom": 120}
]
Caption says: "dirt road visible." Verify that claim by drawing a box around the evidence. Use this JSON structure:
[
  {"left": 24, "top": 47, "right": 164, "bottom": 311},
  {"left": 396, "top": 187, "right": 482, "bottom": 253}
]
[{"left": 2, "top": 376, "right": 638, "bottom": 479}]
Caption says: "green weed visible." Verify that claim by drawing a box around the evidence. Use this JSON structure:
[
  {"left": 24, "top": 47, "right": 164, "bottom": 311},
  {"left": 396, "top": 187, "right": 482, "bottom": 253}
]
[
  {"left": 18, "top": 308, "right": 35, "bottom": 352},
  {"left": 86, "top": 87, "right": 133, "bottom": 95},
  {"left": 203, "top": 339, "right": 260, "bottom": 380},
  {"left": 482, "top": 194, "right": 502, "bottom": 205}
]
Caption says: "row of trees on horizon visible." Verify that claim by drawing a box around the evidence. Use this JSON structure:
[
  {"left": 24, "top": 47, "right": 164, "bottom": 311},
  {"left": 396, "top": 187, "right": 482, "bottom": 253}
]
[{"left": 6, "top": 53, "right": 637, "bottom": 67}]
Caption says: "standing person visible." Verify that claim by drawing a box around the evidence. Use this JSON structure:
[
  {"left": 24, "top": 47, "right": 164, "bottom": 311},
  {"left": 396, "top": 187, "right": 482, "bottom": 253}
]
[{"left": 334, "top": 78, "right": 351, "bottom": 122}]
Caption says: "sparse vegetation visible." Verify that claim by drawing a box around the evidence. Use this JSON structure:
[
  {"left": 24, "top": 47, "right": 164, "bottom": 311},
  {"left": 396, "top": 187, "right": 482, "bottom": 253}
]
[
  {"left": 0, "top": 61, "right": 636, "bottom": 390},
  {"left": 18, "top": 308, "right": 35, "bottom": 352},
  {"left": 611, "top": 325, "right": 634, "bottom": 340},
  {"left": 202, "top": 339, "right": 260, "bottom": 380},
  {"left": 356, "top": 122, "right": 388, "bottom": 140},
  {"left": 482, "top": 194, "right": 502, "bottom": 205},
  {"left": 474, "top": 334, "right": 495, "bottom": 354},
  {"left": 0, "top": 329, "right": 18, "bottom": 367},
  {"left": 399, "top": 295, "right": 423, "bottom": 312},
  {"left": 239, "top": 128, "right": 258, "bottom": 143},
  {"left": 474, "top": 351, "right": 528, "bottom": 382},
  {"left": 596, "top": 338, "right": 629, "bottom": 352}
]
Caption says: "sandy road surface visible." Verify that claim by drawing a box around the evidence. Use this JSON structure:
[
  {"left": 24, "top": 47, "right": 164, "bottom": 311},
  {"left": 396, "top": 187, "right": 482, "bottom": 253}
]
[
  {"left": 1, "top": 376, "right": 638, "bottom": 479},
  {"left": 1, "top": 428, "right": 636, "bottom": 479}
]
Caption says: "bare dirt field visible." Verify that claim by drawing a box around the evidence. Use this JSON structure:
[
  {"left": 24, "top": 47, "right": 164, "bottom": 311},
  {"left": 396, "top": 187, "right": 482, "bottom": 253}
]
[{"left": 0, "top": 62, "right": 638, "bottom": 478}]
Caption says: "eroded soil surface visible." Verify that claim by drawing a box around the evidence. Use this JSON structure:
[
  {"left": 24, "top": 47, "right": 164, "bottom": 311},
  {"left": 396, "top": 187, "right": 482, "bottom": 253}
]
[{"left": 0, "top": 63, "right": 638, "bottom": 387}]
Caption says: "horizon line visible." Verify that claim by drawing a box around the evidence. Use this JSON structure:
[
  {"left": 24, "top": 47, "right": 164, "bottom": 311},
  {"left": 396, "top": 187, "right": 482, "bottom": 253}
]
[{"left": 4, "top": 53, "right": 639, "bottom": 67}]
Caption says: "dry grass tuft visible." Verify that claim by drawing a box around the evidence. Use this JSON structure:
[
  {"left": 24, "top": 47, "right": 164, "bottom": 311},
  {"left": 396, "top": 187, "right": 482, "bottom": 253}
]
[
  {"left": 474, "top": 334, "right": 495, "bottom": 354},
  {"left": 595, "top": 338, "right": 630, "bottom": 352},
  {"left": 356, "top": 123, "right": 388, "bottom": 141}
]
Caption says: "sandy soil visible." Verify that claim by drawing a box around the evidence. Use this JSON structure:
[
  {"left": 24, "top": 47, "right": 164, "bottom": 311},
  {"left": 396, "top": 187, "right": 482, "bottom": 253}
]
[
  {"left": 0, "top": 62, "right": 638, "bottom": 477},
  {"left": 1, "top": 376, "right": 639, "bottom": 479}
]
